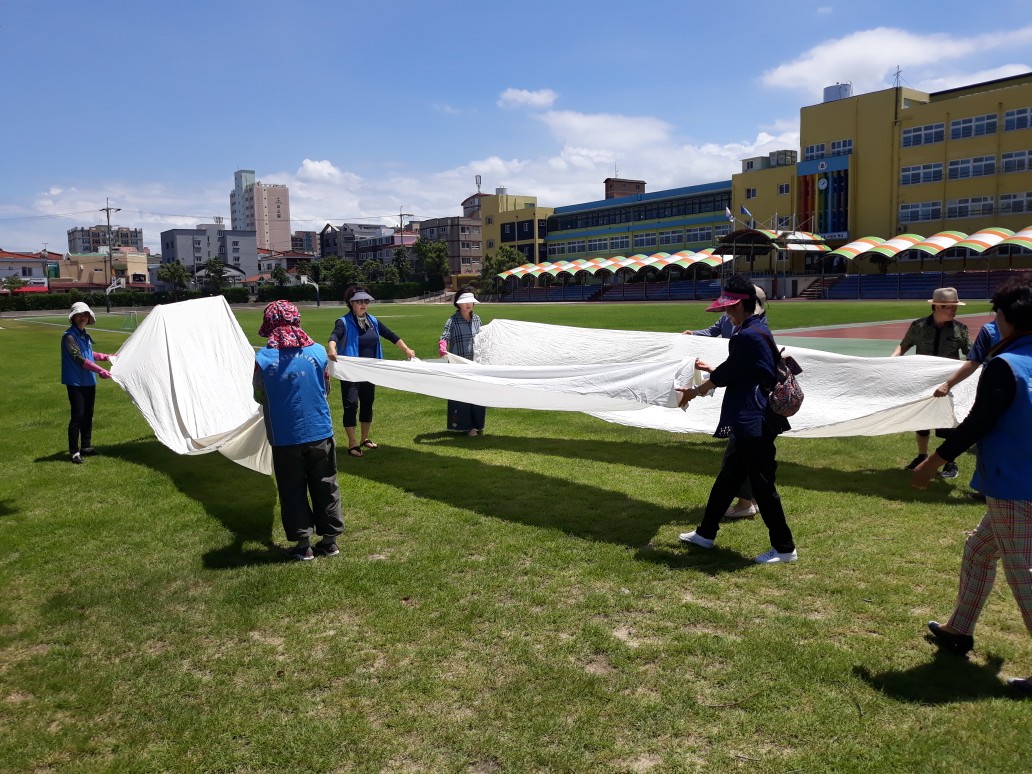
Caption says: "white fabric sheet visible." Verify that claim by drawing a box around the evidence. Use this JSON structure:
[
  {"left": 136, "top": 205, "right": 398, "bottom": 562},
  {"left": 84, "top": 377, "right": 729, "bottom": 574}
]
[{"left": 109, "top": 302, "right": 978, "bottom": 474}]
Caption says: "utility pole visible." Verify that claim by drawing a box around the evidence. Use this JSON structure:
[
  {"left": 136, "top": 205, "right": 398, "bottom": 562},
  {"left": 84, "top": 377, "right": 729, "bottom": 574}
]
[{"left": 100, "top": 198, "right": 121, "bottom": 312}]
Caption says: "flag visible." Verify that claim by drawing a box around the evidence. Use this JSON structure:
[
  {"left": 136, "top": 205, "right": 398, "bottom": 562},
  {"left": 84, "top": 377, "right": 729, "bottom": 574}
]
[
  {"left": 725, "top": 206, "right": 733, "bottom": 222},
  {"left": 740, "top": 205, "right": 753, "bottom": 218}
]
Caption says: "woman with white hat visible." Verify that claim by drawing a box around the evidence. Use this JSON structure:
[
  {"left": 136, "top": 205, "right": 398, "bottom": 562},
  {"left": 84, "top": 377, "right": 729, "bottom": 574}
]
[
  {"left": 61, "top": 301, "right": 115, "bottom": 464},
  {"left": 439, "top": 288, "right": 486, "bottom": 436}
]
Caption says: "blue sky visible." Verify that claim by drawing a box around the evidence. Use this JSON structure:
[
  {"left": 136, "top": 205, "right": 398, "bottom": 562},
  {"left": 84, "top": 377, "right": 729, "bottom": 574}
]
[{"left": 2, "top": 0, "right": 1030, "bottom": 252}]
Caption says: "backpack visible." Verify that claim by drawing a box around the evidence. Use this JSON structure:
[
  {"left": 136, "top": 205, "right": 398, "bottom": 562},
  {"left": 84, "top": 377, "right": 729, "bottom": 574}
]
[{"left": 762, "top": 335, "right": 804, "bottom": 417}]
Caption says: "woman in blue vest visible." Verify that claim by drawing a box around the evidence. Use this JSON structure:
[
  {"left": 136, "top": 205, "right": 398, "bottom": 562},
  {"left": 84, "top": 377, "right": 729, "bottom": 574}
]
[
  {"left": 326, "top": 285, "right": 415, "bottom": 457},
  {"left": 913, "top": 277, "right": 1032, "bottom": 694},
  {"left": 61, "top": 302, "right": 114, "bottom": 464},
  {"left": 254, "top": 301, "right": 344, "bottom": 561}
]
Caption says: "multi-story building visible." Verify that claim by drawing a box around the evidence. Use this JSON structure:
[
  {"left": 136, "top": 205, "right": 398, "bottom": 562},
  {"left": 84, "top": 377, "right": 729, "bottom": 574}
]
[
  {"left": 355, "top": 231, "right": 418, "bottom": 269},
  {"left": 545, "top": 181, "right": 733, "bottom": 262},
  {"left": 480, "top": 188, "right": 554, "bottom": 264},
  {"left": 159, "top": 223, "right": 258, "bottom": 283},
  {"left": 319, "top": 222, "right": 387, "bottom": 262},
  {"left": 230, "top": 169, "right": 292, "bottom": 251},
  {"left": 67, "top": 225, "right": 144, "bottom": 254},
  {"left": 51, "top": 250, "right": 151, "bottom": 290},
  {"left": 417, "top": 216, "right": 482, "bottom": 277},
  {"left": 604, "top": 177, "right": 646, "bottom": 199},
  {"left": 0, "top": 249, "right": 52, "bottom": 287},
  {"left": 290, "top": 230, "right": 320, "bottom": 255}
]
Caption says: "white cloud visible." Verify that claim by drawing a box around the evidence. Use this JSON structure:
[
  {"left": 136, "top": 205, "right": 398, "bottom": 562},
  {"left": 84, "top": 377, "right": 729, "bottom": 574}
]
[
  {"left": 432, "top": 103, "right": 460, "bottom": 115},
  {"left": 761, "top": 25, "right": 1032, "bottom": 98},
  {"left": 296, "top": 159, "right": 345, "bottom": 182},
  {"left": 816, "top": 6, "right": 832, "bottom": 14},
  {"left": 497, "top": 87, "right": 558, "bottom": 110}
]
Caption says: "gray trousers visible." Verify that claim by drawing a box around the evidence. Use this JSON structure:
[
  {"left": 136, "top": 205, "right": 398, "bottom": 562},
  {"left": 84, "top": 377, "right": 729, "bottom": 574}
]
[{"left": 271, "top": 436, "right": 345, "bottom": 542}]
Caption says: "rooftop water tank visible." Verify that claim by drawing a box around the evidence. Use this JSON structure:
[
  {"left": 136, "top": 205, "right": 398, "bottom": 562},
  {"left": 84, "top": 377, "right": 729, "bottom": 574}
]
[
  {"left": 823, "top": 83, "right": 853, "bottom": 102},
  {"left": 495, "top": 187, "right": 508, "bottom": 196}
]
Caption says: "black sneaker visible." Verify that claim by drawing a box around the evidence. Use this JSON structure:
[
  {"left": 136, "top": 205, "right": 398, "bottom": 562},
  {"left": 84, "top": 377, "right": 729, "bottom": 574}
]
[
  {"left": 71, "top": 452, "right": 84, "bottom": 465},
  {"left": 312, "top": 540, "right": 340, "bottom": 558},
  {"left": 905, "top": 454, "right": 928, "bottom": 470},
  {"left": 284, "top": 545, "right": 314, "bottom": 561},
  {"left": 81, "top": 447, "right": 97, "bottom": 456},
  {"left": 940, "top": 462, "right": 959, "bottom": 479}
]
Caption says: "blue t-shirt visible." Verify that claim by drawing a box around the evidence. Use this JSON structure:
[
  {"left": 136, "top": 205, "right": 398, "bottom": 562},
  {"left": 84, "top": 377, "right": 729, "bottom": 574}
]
[{"left": 967, "top": 320, "right": 1001, "bottom": 365}]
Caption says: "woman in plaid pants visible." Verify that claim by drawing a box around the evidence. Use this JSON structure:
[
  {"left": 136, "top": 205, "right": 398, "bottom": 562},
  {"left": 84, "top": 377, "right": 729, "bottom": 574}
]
[{"left": 912, "top": 276, "right": 1032, "bottom": 694}]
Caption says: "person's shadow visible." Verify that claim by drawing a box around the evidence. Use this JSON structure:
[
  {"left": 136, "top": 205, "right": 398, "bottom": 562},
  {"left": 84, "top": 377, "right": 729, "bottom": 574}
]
[
  {"left": 854, "top": 650, "right": 1012, "bottom": 703},
  {"left": 344, "top": 441, "right": 753, "bottom": 573},
  {"left": 102, "top": 438, "right": 280, "bottom": 569}
]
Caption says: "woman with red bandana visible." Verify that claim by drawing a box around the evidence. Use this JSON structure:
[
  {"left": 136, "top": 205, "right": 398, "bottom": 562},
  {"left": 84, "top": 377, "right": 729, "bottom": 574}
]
[{"left": 254, "top": 301, "right": 344, "bottom": 561}]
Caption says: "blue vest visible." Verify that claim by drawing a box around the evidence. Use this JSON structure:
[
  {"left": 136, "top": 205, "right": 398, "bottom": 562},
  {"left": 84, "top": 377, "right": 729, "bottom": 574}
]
[
  {"left": 977, "top": 336, "right": 1032, "bottom": 500},
  {"left": 255, "top": 343, "right": 333, "bottom": 446},
  {"left": 61, "top": 326, "right": 96, "bottom": 387},
  {"left": 338, "top": 312, "right": 383, "bottom": 359}
]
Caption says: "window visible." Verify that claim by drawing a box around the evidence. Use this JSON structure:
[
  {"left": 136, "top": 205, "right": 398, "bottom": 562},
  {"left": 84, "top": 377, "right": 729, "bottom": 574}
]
[
  {"left": 610, "top": 235, "right": 630, "bottom": 251},
  {"left": 948, "top": 156, "right": 996, "bottom": 179},
  {"left": 804, "top": 144, "right": 826, "bottom": 161},
  {"left": 486, "top": 216, "right": 493, "bottom": 225},
  {"left": 745, "top": 160, "right": 755, "bottom": 170},
  {"left": 587, "top": 237, "right": 609, "bottom": 251},
  {"left": 1000, "top": 192, "right": 1032, "bottom": 214},
  {"left": 745, "top": 188, "right": 757, "bottom": 199},
  {"left": 901, "top": 162, "right": 944, "bottom": 185},
  {"left": 776, "top": 216, "right": 793, "bottom": 229},
  {"left": 947, "top": 196, "right": 994, "bottom": 218},
  {"left": 424, "top": 228, "right": 436, "bottom": 238},
  {"left": 714, "top": 224, "right": 731, "bottom": 238},
  {"left": 899, "top": 201, "right": 942, "bottom": 223},
  {"left": 1004, "top": 107, "right": 1032, "bottom": 132},
  {"left": 1001, "top": 149, "right": 1031, "bottom": 173},
  {"left": 684, "top": 226, "right": 713, "bottom": 243},
  {"left": 21, "top": 266, "right": 32, "bottom": 277},
  {"left": 487, "top": 239, "right": 494, "bottom": 249},
  {"left": 951, "top": 113, "right": 997, "bottom": 139},
  {"left": 567, "top": 240, "right": 586, "bottom": 254},
  {"left": 902, "top": 122, "right": 945, "bottom": 147},
  {"left": 777, "top": 183, "right": 791, "bottom": 195},
  {"left": 658, "top": 230, "right": 682, "bottom": 246},
  {"left": 830, "top": 139, "right": 853, "bottom": 156},
  {"left": 633, "top": 232, "right": 657, "bottom": 248}
]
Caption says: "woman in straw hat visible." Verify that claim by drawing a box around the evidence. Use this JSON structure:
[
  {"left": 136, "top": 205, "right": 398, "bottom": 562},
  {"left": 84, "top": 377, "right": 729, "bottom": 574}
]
[
  {"left": 892, "top": 287, "right": 972, "bottom": 479},
  {"left": 60, "top": 301, "right": 115, "bottom": 464},
  {"left": 439, "top": 287, "right": 486, "bottom": 436}
]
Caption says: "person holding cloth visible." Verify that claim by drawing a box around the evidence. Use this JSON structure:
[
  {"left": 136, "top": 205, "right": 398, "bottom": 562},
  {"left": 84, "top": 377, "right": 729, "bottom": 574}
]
[
  {"left": 892, "top": 287, "right": 971, "bottom": 478},
  {"left": 254, "top": 301, "right": 344, "bottom": 561},
  {"left": 676, "top": 276, "right": 798, "bottom": 564},
  {"left": 912, "top": 277, "right": 1032, "bottom": 695},
  {"left": 326, "top": 285, "right": 416, "bottom": 457},
  {"left": 439, "top": 288, "right": 486, "bottom": 436},
  {"left": 683, "top": 286, "right": 768, "bottom": 519},
  {"left": 61, "top": 301, "right": 115, "bottom": 464}
]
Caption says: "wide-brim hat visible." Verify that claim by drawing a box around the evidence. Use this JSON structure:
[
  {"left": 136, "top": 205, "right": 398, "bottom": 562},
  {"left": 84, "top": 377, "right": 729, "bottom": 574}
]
[
  {"left": 705, "top": 291, "right": 751, "bottom": 313},
  {"left": 68, "top": 301, "right": 96, "bottom": 325},
  {"left": 455, "top": 292, "right": 479, "bottom": 305},
  {"left": 929, "top": 287, "right": 965, "bottom": 305}
]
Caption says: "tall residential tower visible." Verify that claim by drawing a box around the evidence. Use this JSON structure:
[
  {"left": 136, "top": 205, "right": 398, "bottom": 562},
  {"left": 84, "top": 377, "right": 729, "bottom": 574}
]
[{"left": 230, "top": 169, "right": 292, "bottom": 251}]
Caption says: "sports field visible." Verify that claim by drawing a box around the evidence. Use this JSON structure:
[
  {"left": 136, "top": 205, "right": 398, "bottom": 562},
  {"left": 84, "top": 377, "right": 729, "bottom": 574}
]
[{"left": 1, "top": 299, "right": 1027, "bottom": 773}]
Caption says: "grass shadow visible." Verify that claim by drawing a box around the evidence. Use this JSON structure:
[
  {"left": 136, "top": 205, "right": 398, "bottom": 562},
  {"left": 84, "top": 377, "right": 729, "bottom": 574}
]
[
  {"left": 412, "top": 431, "right": 970, "bottom": 505},
  {"left": 103, "top": 438, "right": 281, "bottom": 569},
  {"left": 0, "top": 499, "right": 15, "bottom": 517},
  {"left": 344, "top": 444, "right": 755, "bottom": 573},
  {"left": 854, "top": 650, "right": 1011, "bottom": 703}
]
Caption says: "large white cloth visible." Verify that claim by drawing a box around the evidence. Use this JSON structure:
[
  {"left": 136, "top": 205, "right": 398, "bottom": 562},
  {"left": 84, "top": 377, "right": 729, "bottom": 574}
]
[
  {"left": 109, "top": 296, "right": 272, "bottom": 474},
  {"left": 109, "top": 300, "right": 977, "bottom": 473}
]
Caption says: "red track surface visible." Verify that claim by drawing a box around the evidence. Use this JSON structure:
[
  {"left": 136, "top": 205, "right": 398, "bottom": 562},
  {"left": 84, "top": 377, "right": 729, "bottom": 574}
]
[{"left": 786, "top": 314, "right": 990, "bottom": 341}]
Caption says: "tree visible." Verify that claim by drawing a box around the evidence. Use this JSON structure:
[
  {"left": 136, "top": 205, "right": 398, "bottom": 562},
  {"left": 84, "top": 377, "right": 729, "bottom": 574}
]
[
  {"left": 392, "top": 247, "right": 411, "bottom": 281},
  {"left": 322, "top": 256, "right": 359, "bottom": 299},
  {"left": 270, "top": 265, "right": 292, "bottom": 287},
  {"left": 413, "top": 237, "right": 451, "bottom": 290},
  {"left": 476, "top": 245, "right": 523, "bottom": 296},
  {"left": 359, "top": 259, "right": 383, "bottom": 284},
  {"left": 204, "top": 257, "right": 228, "bottom": 292},
  {"left": 867, "top": 254, "right": 895, "bottom": 275},
  {"left": 2, "top": 275, "right": 27, "bottom": 292},
  {"left": 157, "top": 260, "right": 190, "bottom": 300},
  {"left": 382, "top": 265, "right": 400, "bottom": 286},
  {"left": 293, "top": 259, "right": 313, "bottom": 283}
]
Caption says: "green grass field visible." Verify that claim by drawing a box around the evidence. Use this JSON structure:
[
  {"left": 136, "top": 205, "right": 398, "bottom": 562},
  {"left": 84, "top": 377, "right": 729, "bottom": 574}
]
[{"left": 1, "top": 300, "right": 1028, "bottom": 773}]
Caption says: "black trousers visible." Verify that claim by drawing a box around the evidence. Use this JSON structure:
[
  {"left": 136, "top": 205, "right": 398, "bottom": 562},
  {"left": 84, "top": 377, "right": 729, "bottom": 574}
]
[
  {"left": 695, "top": 432, "right": 795, "bottom": 553},
  {"left": 271, "top": 437, "right": 345, "bottom": 543},
  {"left": 447, "top": 400, "right": 486, "bottom": 432},
  {"left": 66, "top": 385, "right": 96, "bottom": 455},
  {"left": 340, "top": 381, "right": 375, "bottom": 426}
]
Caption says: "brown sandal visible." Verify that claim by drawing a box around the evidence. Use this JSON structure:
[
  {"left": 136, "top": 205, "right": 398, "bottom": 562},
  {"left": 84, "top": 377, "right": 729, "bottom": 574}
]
[
  {"left": 361, "top": 439, "right": 378, "bottom": 449},
  {"left": 347, "top": 445, "right": 363, "bottom": 458}
]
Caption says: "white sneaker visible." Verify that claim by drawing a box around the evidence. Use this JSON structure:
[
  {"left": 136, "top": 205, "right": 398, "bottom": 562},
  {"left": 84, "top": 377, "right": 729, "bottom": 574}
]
[
  {"left": 724, "top": 504, "right": 758, "bottom": 519},
  {"left": 754, "top": 548, "right": 797, "bottom": 564},
  {"left": 679, "top": 531, "right": 715, "bottom": 548}
]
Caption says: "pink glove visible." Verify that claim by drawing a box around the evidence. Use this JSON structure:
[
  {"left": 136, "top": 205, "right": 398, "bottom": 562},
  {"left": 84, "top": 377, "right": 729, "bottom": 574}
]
[
  {"left": 438, "top": 339, "right": 448, "bottom": 357},
  {"left": 83, "top": 360, "right": 112, "bottom": 379},
  {"left": 94, "top": 351, "right": 112, "bottom": 362}
]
